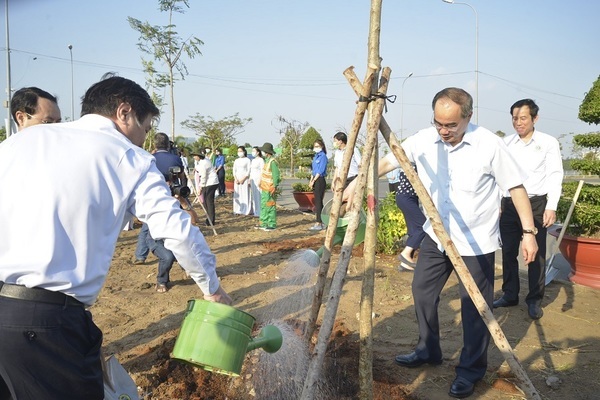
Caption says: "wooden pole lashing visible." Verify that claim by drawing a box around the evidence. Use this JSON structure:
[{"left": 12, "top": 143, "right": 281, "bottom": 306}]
[{"left": 301, "top": 65, "right": 391, "bottom": 400}]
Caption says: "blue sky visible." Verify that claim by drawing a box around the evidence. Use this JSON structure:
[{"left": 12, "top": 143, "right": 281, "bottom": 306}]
[{"left": 2, "top": 0, "right": 599, "bottom": 156}]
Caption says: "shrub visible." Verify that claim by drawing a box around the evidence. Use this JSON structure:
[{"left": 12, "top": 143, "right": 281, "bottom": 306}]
[
  {"left": 557, "top": 181, "right": 600, "bottom": 238},
  {"left": 375, "top": 192, "right": 407, "bottom": 254},
  {"left": 295, "top": 171, "right": 311, "bottom": 180},
  {"left": 292, "top": 182, "right": 312, "bottom": 192}
]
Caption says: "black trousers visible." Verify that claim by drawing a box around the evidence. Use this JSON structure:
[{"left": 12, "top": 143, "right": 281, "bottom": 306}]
[
  {"left": 500, "top": 195, "right": 547, "bottom": 306},
  {"left": 313, "top": 176, "right": 326, "bottom": 223},
  {"left": 0, "top": 296, "right": 103, "bottom": 399},
  {"left": 413, "top": 234, "right": 494, "bottom": 383},
  {"left": 217, "top": 168, "right": 226, "bottom": 196},
  {"left": 202, "top": 184, "right": 218, "bottom": 225}
]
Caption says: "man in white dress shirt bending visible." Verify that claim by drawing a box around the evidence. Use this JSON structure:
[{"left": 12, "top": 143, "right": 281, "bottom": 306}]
[{"left": 0, "top": 74, "right": 232, "bottom": 399}]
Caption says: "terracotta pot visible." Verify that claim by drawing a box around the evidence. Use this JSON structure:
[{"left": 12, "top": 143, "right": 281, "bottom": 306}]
[
  {"left": 225, "top": 180, "right": 234, "bottom": 194},
  {"left": 549, "top": 227, "right": 600, "bottom": 289},
  {"left": 292, "top": 191, "right": 315, "bottom": 212}
]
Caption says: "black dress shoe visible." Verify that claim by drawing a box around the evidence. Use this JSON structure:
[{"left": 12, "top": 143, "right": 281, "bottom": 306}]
[
  {"left": 528, "top": 303, "right": 544, "bottom": 320},
  {"left": 449, "top": 376, "right": 475, "bottom": 398},
  {"left": 394, "top": 352, "right": 442, "bottom": 368},
  {"left": 493, "top": 297, "right": 519, "bottom": 308}
]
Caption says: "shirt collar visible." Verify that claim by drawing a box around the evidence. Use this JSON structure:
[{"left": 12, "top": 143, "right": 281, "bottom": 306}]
[{"left": 507, "top": 128, "right": 537, "bottom": 146}]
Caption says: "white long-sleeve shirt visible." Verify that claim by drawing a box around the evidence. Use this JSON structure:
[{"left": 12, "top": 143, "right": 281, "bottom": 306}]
[
  {"left": 503, "top": 130, "right": 564, "bottom": 210},
  {"left": 196, "top": 158, "right": 219, "bottom": 188},
  {"left": 384, "top": 124, "right": 527, "bottom": 256},
  {"left": 0, "top": 114, "right": 220, "bottom": 305},
  {"left": 233, "top": 157, "right": 251, "bottom": 183}
]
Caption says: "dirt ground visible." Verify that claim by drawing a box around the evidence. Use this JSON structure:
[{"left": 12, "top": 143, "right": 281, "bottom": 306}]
[{"left": 94, "top": 197, "right": 600, "bottom": 399}]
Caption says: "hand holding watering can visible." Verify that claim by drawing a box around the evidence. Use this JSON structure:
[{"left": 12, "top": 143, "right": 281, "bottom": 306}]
[{"left": 204, "top": 284, "right": 233, "bottom": 305}]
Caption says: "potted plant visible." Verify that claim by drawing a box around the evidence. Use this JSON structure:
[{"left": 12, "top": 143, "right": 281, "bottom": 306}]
[
  {"left": 224, "top": 144, "right": 238, "bottom": 194},
  {"left": 549, "top": 75, "right": 600, "bottom": 289},
  {"left": 292, "top": 179, "right": 316, "bottom": 212},
  {"left": 225, "top": 169, "right": 235, "bottom": 194}
]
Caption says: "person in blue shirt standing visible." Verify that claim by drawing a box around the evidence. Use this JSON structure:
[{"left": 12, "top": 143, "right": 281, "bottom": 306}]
[
  {"left": 214, "top": 148, "right": 226, "bottom": 197},
  {"left": 308, "top": 139, "right": 328, "bottom": 231}
]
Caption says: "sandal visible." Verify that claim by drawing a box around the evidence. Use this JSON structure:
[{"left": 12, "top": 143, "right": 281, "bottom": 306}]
[{"left": 156, "top": 283, "right": 168, "bottom": 293}]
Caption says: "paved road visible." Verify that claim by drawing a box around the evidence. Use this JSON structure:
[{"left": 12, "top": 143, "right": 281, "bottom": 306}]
[{"left": 276, "top": 178, "right": 391, "bottom": 210}]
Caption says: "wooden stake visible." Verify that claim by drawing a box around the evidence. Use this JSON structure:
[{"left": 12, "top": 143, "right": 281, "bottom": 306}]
[
  {"left": 304, "top": 65, "right": 377, "bottom": 342},
  {"left": 344, "top": 70, "right": 541, "bottom": 400},
  {"left": 300, "top": 66, "right": 390, "bottom": 400},
  {"left": 359, "top": 3, "right": 382, "bottom": 398}
]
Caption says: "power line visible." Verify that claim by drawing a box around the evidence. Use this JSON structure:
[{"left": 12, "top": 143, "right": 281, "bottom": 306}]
[{"left": 2, "top": 47, "right": 587, "bottom": 103}]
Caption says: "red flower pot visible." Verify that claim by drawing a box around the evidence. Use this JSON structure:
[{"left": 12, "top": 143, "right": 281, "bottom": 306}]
[
  {"left": 225, "top": 181, "right": 234, "bottom": 194},
  {"left": 292, "top": 191, "right": 316, "bottom": 212},
  {"left": 549, "top": 227, "right": 600, "bottom": 289}
]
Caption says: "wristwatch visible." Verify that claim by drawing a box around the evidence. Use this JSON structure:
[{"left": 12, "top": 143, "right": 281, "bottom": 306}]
[{"left": 522, "top": 228, "right": 538, "bottom": 235}]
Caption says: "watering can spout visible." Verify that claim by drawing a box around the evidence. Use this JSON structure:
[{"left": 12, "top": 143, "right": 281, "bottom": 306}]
[{"left": 246, "top": 324, "right": 283, "bottom": 353}]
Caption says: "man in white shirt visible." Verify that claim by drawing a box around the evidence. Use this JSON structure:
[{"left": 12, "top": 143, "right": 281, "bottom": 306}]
[
  {"left": 0, "top": 75, "right": 231, "bottom": 399},
  {"left": 375, "top": 88, "right": 538, "bottom": 398},
  {"left": 10, "top": 86, "right": 62, "bottom": 131},
  {"left": 493, "top": 99, "right": 564, "bottom": 320},
  {"left": 196, "top": 151, "right": 220, "bottom": 225},
  {"left": 332, "top": 131, "right": 361, "bottom": 191}
]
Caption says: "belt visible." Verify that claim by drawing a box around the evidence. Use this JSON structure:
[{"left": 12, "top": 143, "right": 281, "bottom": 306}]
[
  {"left": 0, "top": 282, "right": 84, "bottom": 307},
  {"left": 503, "top": 194, "right": 547, "bottom": 203}
]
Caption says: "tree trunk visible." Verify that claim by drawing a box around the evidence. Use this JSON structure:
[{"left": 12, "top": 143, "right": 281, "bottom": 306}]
[
  {"left": 359, "top": 2, "right": 382, "bottom": 398},
  {"left": 170, "top": 69, "right": 175, "bottom": 141},
  {"left": 359, "top": 145, "right": 378, "bottom": 400}
]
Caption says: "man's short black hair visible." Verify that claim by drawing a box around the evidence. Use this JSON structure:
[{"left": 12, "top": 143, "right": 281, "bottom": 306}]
[
  {"left": 81, "top": 73, "right": 160, "bottom": 122},
  {"left": 510, "top": 99, "right": 539, "bottom": 119},
  {"left": 10, "top": 87, "right": 58, "bottom": 122},
  {"left": 333, "top": 132, "right": 348, "bottom": 144}
]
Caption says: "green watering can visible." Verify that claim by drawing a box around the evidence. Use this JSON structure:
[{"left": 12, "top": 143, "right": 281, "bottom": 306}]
[
  {"left": 171, "top": 300, "right": 283, "bottom": 376},
  {"left": 316, "top": 199, "right": 366, "bottom": 257}
]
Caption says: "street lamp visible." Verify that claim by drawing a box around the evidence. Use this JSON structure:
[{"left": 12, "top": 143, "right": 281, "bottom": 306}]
[
  {"left": 68, "top": 44, "right": 74, "bottom": 120},
  {"left": 442, "top": 0, "right": 478, "bottom": 124},
  {"left": 400, "top": 72, "right": 413, "bottom": 139}
]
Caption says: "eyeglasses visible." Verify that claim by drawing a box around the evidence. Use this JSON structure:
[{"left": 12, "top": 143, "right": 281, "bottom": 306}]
[
  {"left": 431, "top": 119, "right": 460, "bottom": 133},
  {"left": 26, "top": 113, "right": 61, "bottom": 124}
]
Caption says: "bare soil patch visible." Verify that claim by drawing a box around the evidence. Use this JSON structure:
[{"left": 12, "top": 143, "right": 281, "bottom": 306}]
[{"left": 94, "top": 197, "right": 600, "bottom": 399}]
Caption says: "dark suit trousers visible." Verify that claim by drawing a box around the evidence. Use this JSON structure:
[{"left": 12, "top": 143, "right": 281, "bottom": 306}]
[
  {"left": 500, "top": 196, "right": 547, "bottom": 306},
  {"left": 413, "top": 234, "right": 494, "bottom": 383},
  {"left": 202, "top": 184, "right": 218, "bottom": 224}
]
